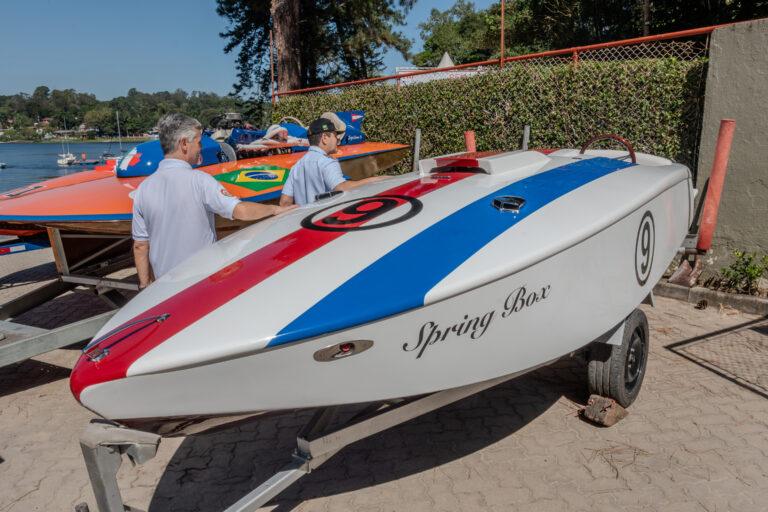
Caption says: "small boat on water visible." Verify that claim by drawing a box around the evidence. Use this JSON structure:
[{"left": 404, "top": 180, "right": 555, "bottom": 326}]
[
  {"left": 57, "top": 119, "right": 77, "bottom": 166},
  {"left": 70, "top": 138, "right": 693, "bottom": 436},
  {"left": 0, "top": 162, "right": 6, "bottom": 169},
  {"left": 57, "top": 152, "right": 76, "bottom": 166}
]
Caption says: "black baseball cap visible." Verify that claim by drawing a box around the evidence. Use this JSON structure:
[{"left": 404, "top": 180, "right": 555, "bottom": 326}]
[{"left": 307, "top": 118, "right": 337, "bottom": 136}]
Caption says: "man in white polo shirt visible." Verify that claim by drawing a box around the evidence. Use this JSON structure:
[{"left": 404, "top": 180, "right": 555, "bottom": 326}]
[
  {"left": 132, "top": 113, "right": 295, "bottom": 289},
  {"left": 278, "top": 117, "right": 388, "bottom": 207}
]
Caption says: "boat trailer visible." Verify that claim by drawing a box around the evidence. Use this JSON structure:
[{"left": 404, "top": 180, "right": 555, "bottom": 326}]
[
  {"left": 0, "top": 227, "right": 137, "bottom": 369},
  {"left": 77, "top": 368, "right": 542, "bottom": 512}
]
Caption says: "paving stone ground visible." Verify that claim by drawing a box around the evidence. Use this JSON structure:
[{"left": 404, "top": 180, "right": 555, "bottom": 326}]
[{"left": 0, "top": 249, "right": 766, "bottom": 512}]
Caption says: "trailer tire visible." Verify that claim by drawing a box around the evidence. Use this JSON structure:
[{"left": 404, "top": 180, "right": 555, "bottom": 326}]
[{"left": 587, "top": 309, "right": 649, "bottom": 408}]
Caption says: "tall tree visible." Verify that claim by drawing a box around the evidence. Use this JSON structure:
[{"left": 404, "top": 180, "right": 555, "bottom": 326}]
[
  {"left": 216, "top": 0, "right": 414, "bottom": 98},
  {"left": 271, "top": 0, "right": 301, "bottom": 91}
]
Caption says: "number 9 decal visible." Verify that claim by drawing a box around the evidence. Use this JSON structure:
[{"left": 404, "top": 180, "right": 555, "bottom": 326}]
[
  {"left": 635, "top": 211, "right": 655, "bottom": 286},
  {"left": 302, "top": 195, "right": 422, "bottom": 232}
]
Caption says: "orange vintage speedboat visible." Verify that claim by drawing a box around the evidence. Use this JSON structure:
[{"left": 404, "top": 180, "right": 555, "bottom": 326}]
[
  {"left": 0, "top": 138, "right": 408, "bottom": 237},
  {"left": 0, "top": 121, "right": 408, "bottom": 281}
]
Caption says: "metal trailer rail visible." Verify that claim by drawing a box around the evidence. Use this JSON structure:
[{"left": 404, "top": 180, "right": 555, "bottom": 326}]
[
  {"left": 77, "top": 369, "right": 536, "bottom": 512},
  {"left": 0, "top": 227, "right": 136, "bottom": 369}
]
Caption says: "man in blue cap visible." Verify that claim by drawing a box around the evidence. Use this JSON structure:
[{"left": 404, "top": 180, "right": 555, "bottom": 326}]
[{"left": 279, "top": 117, "right": 389, "bottom": 206}]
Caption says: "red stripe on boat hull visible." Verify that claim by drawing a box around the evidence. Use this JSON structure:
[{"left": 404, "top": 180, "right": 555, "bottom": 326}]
[{"left": 70, "top": 174, "right": 472, "bottom": 400}]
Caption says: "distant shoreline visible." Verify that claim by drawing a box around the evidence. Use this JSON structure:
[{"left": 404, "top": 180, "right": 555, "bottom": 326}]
[{"left": 0, "top": 137, "right": 151, "bottom": 144}]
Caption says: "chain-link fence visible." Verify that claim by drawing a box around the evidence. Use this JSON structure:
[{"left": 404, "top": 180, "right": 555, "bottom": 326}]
[{"left": 274, "top": 32, "right": 711, "bottom": 174}]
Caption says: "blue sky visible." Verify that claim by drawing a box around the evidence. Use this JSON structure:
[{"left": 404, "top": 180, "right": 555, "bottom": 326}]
[{"left": 0, "top": 0, "right": 494, "bottom": 100}]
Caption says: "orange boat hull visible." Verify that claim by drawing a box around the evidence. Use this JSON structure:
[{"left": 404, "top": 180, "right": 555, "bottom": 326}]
[{"left": 0, "top": 142, "right": 408, "bottom": 236}]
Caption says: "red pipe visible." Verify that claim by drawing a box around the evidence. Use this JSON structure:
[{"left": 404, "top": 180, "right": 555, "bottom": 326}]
[
  {"left": 697, "top": 119, "right": 736, "bottom": 252},
  {"left": 464, "top": 131, "right": 477, "bottom": 153}
]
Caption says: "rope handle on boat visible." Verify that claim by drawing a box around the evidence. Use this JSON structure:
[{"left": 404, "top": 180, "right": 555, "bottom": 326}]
[
  {"left": 83, "top": 313, "right": 170, "bottom": 362},
  {"left": 579, "top": 134, "right": 637, "bottom": 164}
]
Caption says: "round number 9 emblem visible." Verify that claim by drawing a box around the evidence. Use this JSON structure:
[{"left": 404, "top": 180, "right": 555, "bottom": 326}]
[
  {"left": 302, "top": 195, "right": 422, "bottom": 232},
  {"left": 635, "top": 211, "right": 655, "bottom": 286}
]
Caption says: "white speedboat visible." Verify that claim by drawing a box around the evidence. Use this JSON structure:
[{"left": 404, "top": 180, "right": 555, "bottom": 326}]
[
  {"left": 57, "top": 152, "right": 76, "bottom": 166},
  {"left": 70, "top": 140, "right": 693, "bottom": 436}
]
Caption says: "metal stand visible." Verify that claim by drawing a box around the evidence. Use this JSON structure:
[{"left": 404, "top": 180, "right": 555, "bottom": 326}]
[
  {"left": 78, "top": 421, "right": 161, "bottom": 512},
  {"left": 0, "top": 227, "right": 135, "bottom": 368},
  {"left": 79, "top": 372, "right": 519, "bottom": 512},
  {"left": 48, "top": 229, "right": 137, "bottom": 295},
  {"left": 522, "top": 124, "right": 530, "bottom": 151}
]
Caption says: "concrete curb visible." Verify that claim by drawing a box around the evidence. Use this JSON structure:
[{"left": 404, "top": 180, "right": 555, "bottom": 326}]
[{"left": 654, "top": 281, "right": 768, "bottom": 316}]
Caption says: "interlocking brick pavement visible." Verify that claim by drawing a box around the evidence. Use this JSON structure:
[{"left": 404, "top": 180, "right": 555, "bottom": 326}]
[{"left": 0, "top": 250, "right": 766, "bottom": 512}]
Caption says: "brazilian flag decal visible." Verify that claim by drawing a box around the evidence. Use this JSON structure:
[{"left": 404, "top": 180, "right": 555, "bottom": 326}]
[{"left": 215, "top": 165, "right": 289, "bottom": 192}]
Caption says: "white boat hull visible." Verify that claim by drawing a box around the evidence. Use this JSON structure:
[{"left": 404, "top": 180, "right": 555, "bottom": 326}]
[{"left": 73, "top": 151, "right": 691, "bottom": 433}]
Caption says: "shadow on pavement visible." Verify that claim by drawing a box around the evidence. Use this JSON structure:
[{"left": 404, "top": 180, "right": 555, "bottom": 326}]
[
  {"left": 0, "top": 261, "right": 58, "bottom": 290},
  {"left": 12, "top": 292, "right": 114, "bottom": 330},
  {"left": 0, "top": 359, "right": 71, "bottom": 398},
  {"left": 148, "top": 358, "right": 588, "bottom": 512},
  {"left": 665, "top": 315, "right": 768, "bottom": 399}
]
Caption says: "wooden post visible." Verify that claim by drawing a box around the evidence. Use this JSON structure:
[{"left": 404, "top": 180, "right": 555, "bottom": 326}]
[
  {"left": 499, "top": 0, "right": 505, "bottom": 68},
  {"left": 643, "top": 0, "right": 650, "bottom": 37},
  {"left": 269, "top": 30, "right": 275, "bottom": 105},
  {"left": 276, "top": 44, "right": 281, "bottom": 96}
]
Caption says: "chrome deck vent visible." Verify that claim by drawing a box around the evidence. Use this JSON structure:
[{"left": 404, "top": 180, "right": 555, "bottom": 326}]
[{"left": 492, "top": 196, "right": 526, "bottom": 213}]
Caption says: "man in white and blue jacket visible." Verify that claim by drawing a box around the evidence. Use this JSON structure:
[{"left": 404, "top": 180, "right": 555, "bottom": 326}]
[{"left": 279, "top": 117, "right": 388, "bottom": 206}]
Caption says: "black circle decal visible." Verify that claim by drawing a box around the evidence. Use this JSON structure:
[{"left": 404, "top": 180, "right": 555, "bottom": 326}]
[
  {"left": 302, "top": 195, "right": 422, "bottom": 232},
  {"left": 635, "top": 211, "right": 655, "bottom": 286}
]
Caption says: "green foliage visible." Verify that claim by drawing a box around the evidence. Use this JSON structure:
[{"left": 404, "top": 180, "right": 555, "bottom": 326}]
[
  {"left": 717, "top": 251, "right": 768, "bottom": 295},
  {"left": 414, "top": 0, "right": 497, "bottom": 67},
  {"left": 0, "top": 126, "right": 44, "bottom": 142},
  {"left": 274, "top": 58, "right": 706, "bottom": 171},
  {"left": 0, "top": 87, "right": 244, "bottom": 137},
  {"left": 83, "top": 106, "right": 117, "bottom": 134}
]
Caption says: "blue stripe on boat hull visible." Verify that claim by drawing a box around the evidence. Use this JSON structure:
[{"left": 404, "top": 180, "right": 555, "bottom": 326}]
[{"left": 268, "top": 157, "right": 634, "bottom": 347}]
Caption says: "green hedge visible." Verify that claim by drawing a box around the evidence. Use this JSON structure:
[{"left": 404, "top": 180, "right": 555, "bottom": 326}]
[{"left": 274, "top": 58, "right": 706, "bottom": 173}]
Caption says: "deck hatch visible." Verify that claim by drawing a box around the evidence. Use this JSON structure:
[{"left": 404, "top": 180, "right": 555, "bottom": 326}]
[{"left": 492, "top": 196, "right": 526, "bottom": 213}]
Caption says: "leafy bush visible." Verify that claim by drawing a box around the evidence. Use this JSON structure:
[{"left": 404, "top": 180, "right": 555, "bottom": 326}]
[
  {"left": 274, "top": 58, "right": 706, "bottom": 173},
  {"left": 714, "top": 251, "right": 768, "bottom": 295}
]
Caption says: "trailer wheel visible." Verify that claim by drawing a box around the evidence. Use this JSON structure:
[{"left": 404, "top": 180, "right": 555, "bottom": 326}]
[{"left": 587, "top": 309, "right": 649, "bottom": 407}]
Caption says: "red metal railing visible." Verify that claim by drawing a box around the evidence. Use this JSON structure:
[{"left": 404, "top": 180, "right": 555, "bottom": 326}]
[{"left": 273, "top": 21, "right": 744, "bottom": 100}]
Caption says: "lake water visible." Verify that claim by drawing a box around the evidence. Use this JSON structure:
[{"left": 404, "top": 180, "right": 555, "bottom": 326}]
[{"left": 0, "top": 142, "right": 133, "bottom": 193}]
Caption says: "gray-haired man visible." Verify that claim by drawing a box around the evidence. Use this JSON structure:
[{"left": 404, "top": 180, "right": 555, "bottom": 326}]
[{"left": 131, "top": 113, "right": 296, "bottom": 289}]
